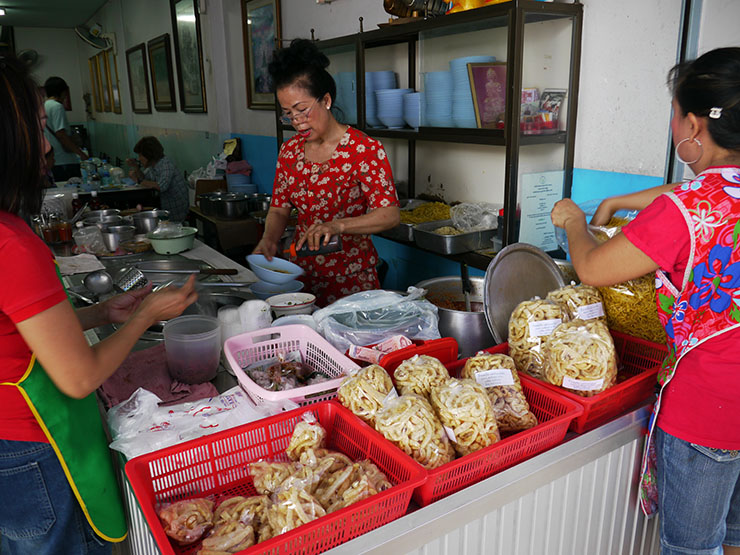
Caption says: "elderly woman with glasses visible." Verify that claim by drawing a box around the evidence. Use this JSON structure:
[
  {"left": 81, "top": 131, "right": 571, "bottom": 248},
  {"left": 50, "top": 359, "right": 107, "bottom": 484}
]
[{"left": 253, "top": 39, "right": 400, "bottom": 307}]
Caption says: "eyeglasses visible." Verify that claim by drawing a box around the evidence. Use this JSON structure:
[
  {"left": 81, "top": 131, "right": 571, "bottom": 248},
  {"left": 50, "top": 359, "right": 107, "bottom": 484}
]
[{"left": 280, "top": 98, "right": 320, "bottom": 126}]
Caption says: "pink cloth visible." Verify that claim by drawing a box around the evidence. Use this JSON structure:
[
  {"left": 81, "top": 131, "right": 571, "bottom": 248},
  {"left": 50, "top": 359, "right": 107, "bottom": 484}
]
[
  {"left": 99, "top": 343, "right": 218, "bottom": 410},
  {"left": 226, "top": 160, "right": 252, "bottom": 175}
]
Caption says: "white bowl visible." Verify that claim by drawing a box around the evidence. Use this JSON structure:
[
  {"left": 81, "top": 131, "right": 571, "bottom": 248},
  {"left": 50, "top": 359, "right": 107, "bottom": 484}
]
[
  {"left": 266, "top": 292, "right": 316, "bottom": 317},
  {"left": 246, "top": 254, "right": 304, "bottom": 284},
  {"left": 271, "top": 314, "right": 318, "bottom": 331},
  {"left": 249, "top": 279, "right": 303, "bottom": 300}
]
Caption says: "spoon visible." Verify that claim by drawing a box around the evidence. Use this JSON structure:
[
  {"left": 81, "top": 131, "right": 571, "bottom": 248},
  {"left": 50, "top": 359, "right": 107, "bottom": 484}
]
[{"left": 83, "top": 270, "right": 114, "bottom": 295}]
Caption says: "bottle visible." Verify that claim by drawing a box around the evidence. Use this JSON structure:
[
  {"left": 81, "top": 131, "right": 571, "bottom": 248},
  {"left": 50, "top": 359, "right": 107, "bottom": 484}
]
[
  {"left": 100, "top": 160, "right": 112, "bottom": 188},
  {"left": 285, "top": 235, "right": 342, "bottom": 257},
  {"left": 89, "top": 191, "right": 101, "bottom": 211},
  {"left": 71, "top": 193, "right": 83, "bottom": 215}
]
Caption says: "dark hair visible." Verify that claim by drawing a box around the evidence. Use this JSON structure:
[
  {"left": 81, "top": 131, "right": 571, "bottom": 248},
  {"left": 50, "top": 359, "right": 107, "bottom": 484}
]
[
  {"left": 0, "top": 55, "right": 46, "bottom": 215},
  {"left": 43, "top": 76, "right": 69, "bottom": 99},
  {"left": 669, "top": 47, "right": 740, "bottom": 151},
  {"left": 133, "top": 136, "right": 164, "bottom": 162},
  {"left": 267, "top": 38, "right": 336, "bottom": 105}
]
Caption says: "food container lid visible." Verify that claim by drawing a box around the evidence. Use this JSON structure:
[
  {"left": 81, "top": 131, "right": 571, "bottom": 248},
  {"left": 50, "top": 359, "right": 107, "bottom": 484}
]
[{"left": 483, "top": 242, "right": 565, "bottom": 343}]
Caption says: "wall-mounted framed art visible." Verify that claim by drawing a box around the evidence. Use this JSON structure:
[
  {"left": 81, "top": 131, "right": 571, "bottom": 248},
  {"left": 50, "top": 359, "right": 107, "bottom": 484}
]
[
  {"left": 98, "top": 51, "right": 112, "bottom": 112},
  {"left": 147, "top": 33, "right": 177, "bottom": 112},
  {"left": 125, "top": 43, "right": 152, "bottom": 114},
  {"left": 170, "top": 0, "right": 207, "bottom": 112},
  {"left": 88, "top": 55, "right": 103, "bottom": 112},
  {"left": 241, "top": 0, "right": 281, "bottom": 110}
]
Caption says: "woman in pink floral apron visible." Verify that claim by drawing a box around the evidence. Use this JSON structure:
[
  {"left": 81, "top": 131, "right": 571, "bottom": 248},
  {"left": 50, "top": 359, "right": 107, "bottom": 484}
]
[
  {"left": 253, "top": 39, "right": 400, "bottom": 307},
  {"left": 552, "top": 47, "right": 740, "bottom": 555}
]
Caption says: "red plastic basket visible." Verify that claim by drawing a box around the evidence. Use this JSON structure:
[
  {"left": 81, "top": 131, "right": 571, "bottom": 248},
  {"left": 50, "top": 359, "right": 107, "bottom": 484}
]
[
  {"left": 346, "top": 337, "right": 459, "bottom": 372},
  {"left": 125, "top": 401, "right": 426, "bottom": 555},
  {"left": 410, "top": 362, "right": 582, "bottom": 506},
  {"left": 481, "top": 330, "right": 668, "bottom": 434}
]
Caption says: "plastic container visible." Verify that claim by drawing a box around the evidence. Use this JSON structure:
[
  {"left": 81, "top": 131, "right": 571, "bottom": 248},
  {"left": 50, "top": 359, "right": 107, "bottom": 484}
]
[
  {"left": 224, "top": 324, "right": 360, "bottom": 405},
  {"left": 411, "top": 362, "right": 583, "bottom": 506},
  {"left": 477, "top": 330, "right": 667, "bottom": 433},
  {"left": 246, "top": 253, "right": 304, "bottom": 284},
  {"left": 72, "top": 222, "right": 106, "bottom": 254},
  {"left": 125, "top": 401, "right": 426, "bottom": 555},
  {"left": 163, "top": 315, "right": 221, "bottom": 384},
  {"left": 147, "top": 226, "right": 197, "bottom": 255},
  {"left": 99, "top": 160, "right": 112, "bottom": 187}
]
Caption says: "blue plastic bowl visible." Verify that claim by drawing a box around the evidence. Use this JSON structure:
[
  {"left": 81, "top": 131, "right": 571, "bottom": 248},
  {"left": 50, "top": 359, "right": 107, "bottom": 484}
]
[
  {"left": 246, "top": 254, "right": 304, "bottom": 284},
  {"left": 249, "top": 279, "right": 304, "bottom": 300}
]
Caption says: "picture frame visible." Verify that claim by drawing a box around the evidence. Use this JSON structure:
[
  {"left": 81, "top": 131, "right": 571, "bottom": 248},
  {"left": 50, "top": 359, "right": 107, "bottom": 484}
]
[
  {"left": 125, "top": 43, "right": 152, "bottom": 114},
  {"left": 147, "top": 33, "right": 177, "bottom": 112},
  {"left": 468, "top": 62, "right": 507, "bottom": 129},
  {"left": 99, "top": 51, "right": 112, "bottom": 112},
  {"left": 108, "top": 50, "right": 123, "bottom": 114},
  {"left": 88, "top": 55, "right": 103, "bottom": 112},
  {"left": 170, "top": 0, "right": 207, "bottom": 113},
  {"left": 241, "top": 0, "right": 281, "bottom": 110}
]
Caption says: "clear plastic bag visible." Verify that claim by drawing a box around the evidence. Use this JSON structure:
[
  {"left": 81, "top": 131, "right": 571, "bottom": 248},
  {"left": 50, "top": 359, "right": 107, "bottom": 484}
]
[
  {"left": 285, "top": 413, "right": 327, "bottom": 461},
  {"left": 393, "top": 354, "right": 449, "bottom": 399},
  {"left": 313, "top": 287, "right": 440, "bottom": 354},
  {"left": 555, "top": 198, "right": 638, "bottom": 256},
  {"left": 508, "top": 297, "right": 569, "bottom": 379},
  {"left": 150, "top": 221, "right": 184, "bottom": 238},
  {"left": 547, "top": 282, "right": 607, "bottom": 324},
  {"left": 450, "top": 202, "right": 501, "bottom": 232},
  {"left": 543, "top": 319, "right": 618, "bottom": 397},
  {"left": 157, "top": 497, "right": 214, "bottom": 546},
  {"left": 337, "top": 365, "right": 395, "bottom": 426}
]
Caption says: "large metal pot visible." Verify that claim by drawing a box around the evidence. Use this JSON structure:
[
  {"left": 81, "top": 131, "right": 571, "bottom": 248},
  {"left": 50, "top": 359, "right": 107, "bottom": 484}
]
[
  {"left": 83, "top": 214, "right": 123, "bottom": 229},
  {"left": 416, "top": 276, "right": 495, "bottom": 358},
  {"left": 198, "top": 192, "right": 227, "bottom": 218},
  {"left": 246, "top": 193, "right": 271, "bottom": 214},
  {"left": 132, "top": 209, "right": 170, "bottom": 234},
  {"left": 214, "top": 193, "right": 249, "bottom": 220}
]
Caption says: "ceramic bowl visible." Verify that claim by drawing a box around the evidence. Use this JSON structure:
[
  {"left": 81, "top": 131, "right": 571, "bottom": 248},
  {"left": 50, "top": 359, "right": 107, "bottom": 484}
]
[
  {"left": 249, "top": 279, "right": 304, "bottom": 300},
  {"left": 246, "top": 254, "right": 304, "bottom": 284},
  {"left": 147, "top": 227, "right": 197, "bottom": 255},
  {"left": 266, "top": 292, "right": 316, "bottom": 317}
]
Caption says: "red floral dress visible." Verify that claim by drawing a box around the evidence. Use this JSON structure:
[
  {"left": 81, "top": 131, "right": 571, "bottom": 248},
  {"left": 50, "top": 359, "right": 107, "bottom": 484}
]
[{"left": 271, "top": 127, "right": 399, "bottom": 306}]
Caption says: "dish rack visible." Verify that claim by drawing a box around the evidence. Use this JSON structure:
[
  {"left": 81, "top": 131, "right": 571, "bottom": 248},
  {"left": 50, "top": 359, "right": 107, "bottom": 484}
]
[{"left": 224, "top": 324, "right": 359, "bottom": 406}]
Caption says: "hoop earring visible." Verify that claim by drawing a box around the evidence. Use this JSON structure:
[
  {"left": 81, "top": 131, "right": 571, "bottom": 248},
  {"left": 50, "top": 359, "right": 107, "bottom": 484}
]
[{"left": 675, "top": 137, "right": 702, "bottom": 165}]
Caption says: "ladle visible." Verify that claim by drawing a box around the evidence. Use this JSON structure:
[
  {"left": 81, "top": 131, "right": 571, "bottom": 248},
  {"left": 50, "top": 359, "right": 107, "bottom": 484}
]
[{"left": 83, "top": 270, "right": 114, "bottom": 295}]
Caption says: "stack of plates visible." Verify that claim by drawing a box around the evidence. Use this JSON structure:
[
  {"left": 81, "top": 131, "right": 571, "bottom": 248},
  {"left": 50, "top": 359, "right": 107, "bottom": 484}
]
[
  {"left": 365, "top": 71, "right": 397, "bottom": 127},
  {"left": 424, "top": 71, "right": 453, "bottom": 127},
  {"left": 334, "top": 72, "right": 357, "bottom": 124},
  {"left": 375, "top": 88, "right": 413, "bottom": 129},
  {"left": 450, "top": 55, "right": 495, "bottom": 128},
  {"left": 403, "top": 92, "right": 424, "bottom": 129}
]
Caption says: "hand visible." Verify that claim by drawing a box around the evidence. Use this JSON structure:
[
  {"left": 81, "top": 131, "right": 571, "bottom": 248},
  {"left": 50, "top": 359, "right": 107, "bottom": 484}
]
[
  {"left": 590, "top": 198, "right": 614, "bottom": 226},
  {"left": 137, "top": 275, "right": 198, "bottom": 325},
  {"left": 296, "top": 220, "right": 344, "bottom": 252},
  {"left": 253, "top": 238, "right": 279, "bottom": 261},
  {"left": 103, "top": 283, "right": 153, "bottom": 324},
  {"left": 551, "top": 198, "right": 586, "bottom": 230},
  {"left": 125, "top": 157, "right": 137, "bottom": 167}
]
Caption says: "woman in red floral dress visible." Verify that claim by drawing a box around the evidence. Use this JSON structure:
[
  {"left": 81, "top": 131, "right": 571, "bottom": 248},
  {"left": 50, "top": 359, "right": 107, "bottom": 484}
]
[{"left": 254, "top": 39, "right": 400, "bottom": 307}]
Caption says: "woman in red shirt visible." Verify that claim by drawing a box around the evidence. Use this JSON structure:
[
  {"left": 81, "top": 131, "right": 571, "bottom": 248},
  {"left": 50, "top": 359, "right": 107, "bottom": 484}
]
[
  {"left": 0, "top": 55, "right": 198, "bottom": 554},
  {"left": 253, "top": 39, "right": 400, "bottom": 306}
]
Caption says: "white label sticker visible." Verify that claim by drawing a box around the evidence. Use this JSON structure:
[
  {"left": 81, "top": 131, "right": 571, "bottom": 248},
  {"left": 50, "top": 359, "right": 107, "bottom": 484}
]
[
  {"left": 443, "top": 425, "right": 457, "bottom": 443},
  {"left": 528, "top": 318, "right": 562, "bottom": 337},
  {"left": 577, "top": 302, "right": 605, "bottom": 320},
  {"left": 562, "top": 376, "right": 605, "bottom": 391},
  {"left": 474, "top": 369, "right": 515, "bottom": 388}
]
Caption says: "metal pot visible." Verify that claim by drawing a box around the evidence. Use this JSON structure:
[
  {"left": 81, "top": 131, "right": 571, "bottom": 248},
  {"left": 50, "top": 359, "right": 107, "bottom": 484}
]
[
  {"left": 214, "top": 193, "right": 249, "bottom": 220},
  {"left": 198, "top": 192, "right": 227, "bottom": 218},
  {"left": 85, "top": 208, "right": 120, "bottom": 220},
  {"left": 132, "top": 209, "right": 170, "bottom": 234},
  {"left": 415, "top": 276, "right": 495, "bottom": 358},
  {"left": 246, "top": 193, "right": 271, "bottom": 214},
  {"left": 83, "top": 214, "right": 123, "bottom": 229},
  {"left": 106, "top": 224, "right": 136, "bottom": 242}
]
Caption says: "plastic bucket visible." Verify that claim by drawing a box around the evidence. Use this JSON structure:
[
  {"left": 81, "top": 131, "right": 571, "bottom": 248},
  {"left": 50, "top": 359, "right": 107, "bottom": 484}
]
[{"left": 163, "top": 315, "right": 221, "bottom": 384}]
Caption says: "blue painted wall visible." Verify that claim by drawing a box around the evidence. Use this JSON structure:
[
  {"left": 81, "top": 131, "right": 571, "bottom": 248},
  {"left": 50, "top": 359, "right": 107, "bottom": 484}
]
[
  {"left": 231, "top": 133, "right": 279, "bottom": 195},
  {"left": 571, "top": 168, "right": 663, "bottom": 206}
]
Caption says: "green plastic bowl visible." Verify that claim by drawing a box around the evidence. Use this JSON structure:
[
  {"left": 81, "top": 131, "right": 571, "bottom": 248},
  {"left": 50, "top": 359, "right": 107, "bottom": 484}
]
[{"left": 147, "top": 227, "right": 198, "bottom": 255}]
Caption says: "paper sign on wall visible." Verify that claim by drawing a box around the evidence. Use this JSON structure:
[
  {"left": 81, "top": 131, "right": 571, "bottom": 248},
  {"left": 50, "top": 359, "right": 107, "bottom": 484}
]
[{"left": 518, "top": 170, "right": 564, "bottom": 252}]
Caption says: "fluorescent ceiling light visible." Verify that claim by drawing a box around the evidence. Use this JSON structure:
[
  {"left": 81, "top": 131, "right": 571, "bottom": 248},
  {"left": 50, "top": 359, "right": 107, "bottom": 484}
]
[{"left": 0, "top": 8, "right": 6, "bottom": 16}]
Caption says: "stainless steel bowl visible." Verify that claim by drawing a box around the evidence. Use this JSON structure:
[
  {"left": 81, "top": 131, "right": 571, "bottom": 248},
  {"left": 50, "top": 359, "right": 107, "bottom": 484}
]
[
  {"left": 416, "top": 276, "right": 496, "bottom": 358},
  {"left": 84, "top": 208, "right": 120, "bottom": 220},
  {"left": 214, "top": 193, "right": 249, "bottom": 220},
  {"left": 132, "top": 209, "right": 170, "bottom": 234},
  {"left": 83, "top": 214, "right": 123, "bottom": 229}
]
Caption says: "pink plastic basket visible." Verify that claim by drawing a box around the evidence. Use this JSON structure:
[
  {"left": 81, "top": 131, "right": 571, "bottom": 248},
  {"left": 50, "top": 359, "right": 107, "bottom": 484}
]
[{"left": 224, "top": 324, "right": 360, "bottom": 406}]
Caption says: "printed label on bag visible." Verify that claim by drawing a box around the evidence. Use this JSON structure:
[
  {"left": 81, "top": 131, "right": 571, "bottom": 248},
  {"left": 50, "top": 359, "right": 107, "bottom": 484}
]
[
  {"left": 562, "top": 376, "right": 604, "bottom": 391},
  {"left": 443, "top": 426, "right": 457, "bottom": 443},
  {"left": 577, "top": 302, "right": 605, "bottom": 320},
  {"left": 474, "top": 369, "right": 515, "bottom": 388},
  {"left": 528, "top": 319, "right": 562, "bottom": 337}
]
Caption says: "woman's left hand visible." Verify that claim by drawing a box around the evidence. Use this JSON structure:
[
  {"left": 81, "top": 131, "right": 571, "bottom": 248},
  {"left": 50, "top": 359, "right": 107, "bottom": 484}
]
[
  {"left": 551, "top": 198, "right": 586, "bottom": 230},
  {"left": 103, "top": 283, "right": 154, "bottom": 324},
  {"left": 296, "top": 220, "right": 345, "bottom": 252}
]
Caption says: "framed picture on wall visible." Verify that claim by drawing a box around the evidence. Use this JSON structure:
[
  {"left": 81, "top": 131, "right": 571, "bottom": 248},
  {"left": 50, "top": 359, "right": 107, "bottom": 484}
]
[
  {"left": 125, "top": 43, "right": 152, "bottom": 114},
  {"left": 107, "top": 50, "right": 123, "bottom": 114},
  {"left": 467, "top": 62, "right": 507, "bottom": 129},
  {"left": 147, "top": 33, "right": 177, "bottom": 111},
  {"left": 99, "top": 51, "right": 112, "bottom": 112},
  {"left": 88, "top": 56, "right": 103, "bottom": 112},
  {"left": 241, "top": 0, "right": 281, "bottom": 110},
  {"left": 170, "top": 0, "right": 207, "bottom": 113}
]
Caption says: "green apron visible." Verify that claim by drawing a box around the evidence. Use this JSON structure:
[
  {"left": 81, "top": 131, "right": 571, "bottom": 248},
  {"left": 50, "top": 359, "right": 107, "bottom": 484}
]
[{"left": 1, "top": 266, "right": 128, "bottom": 542}]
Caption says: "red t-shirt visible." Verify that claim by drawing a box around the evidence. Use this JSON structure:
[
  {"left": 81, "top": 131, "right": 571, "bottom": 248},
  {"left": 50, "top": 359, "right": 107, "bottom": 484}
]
[
  {"left": 623, "top": 194, "right": 740, "bottom": 449},
  {"left": 0, "top": 212, "right": 68, "bottom": 443}
]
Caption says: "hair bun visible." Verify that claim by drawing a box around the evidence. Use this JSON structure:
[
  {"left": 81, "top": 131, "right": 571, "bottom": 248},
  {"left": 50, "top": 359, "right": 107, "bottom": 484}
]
[{"left": 272, "top": 38, "right": 329, "bottom": 75}]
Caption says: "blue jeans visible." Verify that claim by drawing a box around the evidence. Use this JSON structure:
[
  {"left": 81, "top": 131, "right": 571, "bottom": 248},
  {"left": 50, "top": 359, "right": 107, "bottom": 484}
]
[
  {"left": 0, "top": 439, "right": 112, "bottom": 555},
  {"left": 656, "top": 427, "right": 740, "bottom": 554}
]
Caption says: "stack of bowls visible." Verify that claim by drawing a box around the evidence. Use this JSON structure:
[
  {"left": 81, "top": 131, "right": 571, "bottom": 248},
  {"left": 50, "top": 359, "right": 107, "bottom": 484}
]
[
  {"left": 334, "top": 72, "right": 357, "bottom": 124},
  {"left": 450, "top": 55, "right": 496, "bottom": 128},
  {"left": 424, "top": 71, "right": 453, "bottom": 127},
  {"left": 375, "top": 88, "right": 413, "bottom": 129},
  {"left": 403, "top": 92, "right": 424, "bottom": 129},
  {"left": 246, "top": 254, "right": 305, "bottom": 300},
  {"left": 365, "top": 71, "right": 397, "bottom": 127}
]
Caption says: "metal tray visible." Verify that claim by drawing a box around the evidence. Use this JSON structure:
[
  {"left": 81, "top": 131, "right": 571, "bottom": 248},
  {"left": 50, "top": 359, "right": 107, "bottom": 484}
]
[
  {"left": 379, "top": 221, "right": 417, "bottom": 242},
  {"left": 413, "top": 219, "right": 496, "bottom": 255}
]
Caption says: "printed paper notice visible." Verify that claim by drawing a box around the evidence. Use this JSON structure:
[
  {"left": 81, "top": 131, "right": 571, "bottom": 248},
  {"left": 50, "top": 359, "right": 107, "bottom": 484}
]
[{"left": 518, "top": 170, "right": 564, "bottom": 252}]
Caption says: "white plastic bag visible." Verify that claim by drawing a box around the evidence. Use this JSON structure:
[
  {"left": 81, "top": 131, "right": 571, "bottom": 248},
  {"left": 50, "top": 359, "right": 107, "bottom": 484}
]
[
  {"left": 313, "top": 287, "right": 440, "bottom": 354},
  {"left": 450, "top": 202, "right": 500, "bottom": 232}
]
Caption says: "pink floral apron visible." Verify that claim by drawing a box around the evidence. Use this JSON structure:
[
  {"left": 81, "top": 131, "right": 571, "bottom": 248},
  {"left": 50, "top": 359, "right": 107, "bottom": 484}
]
[{"left": 640, "top": 166, "right": 740, "bottom": 517}]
